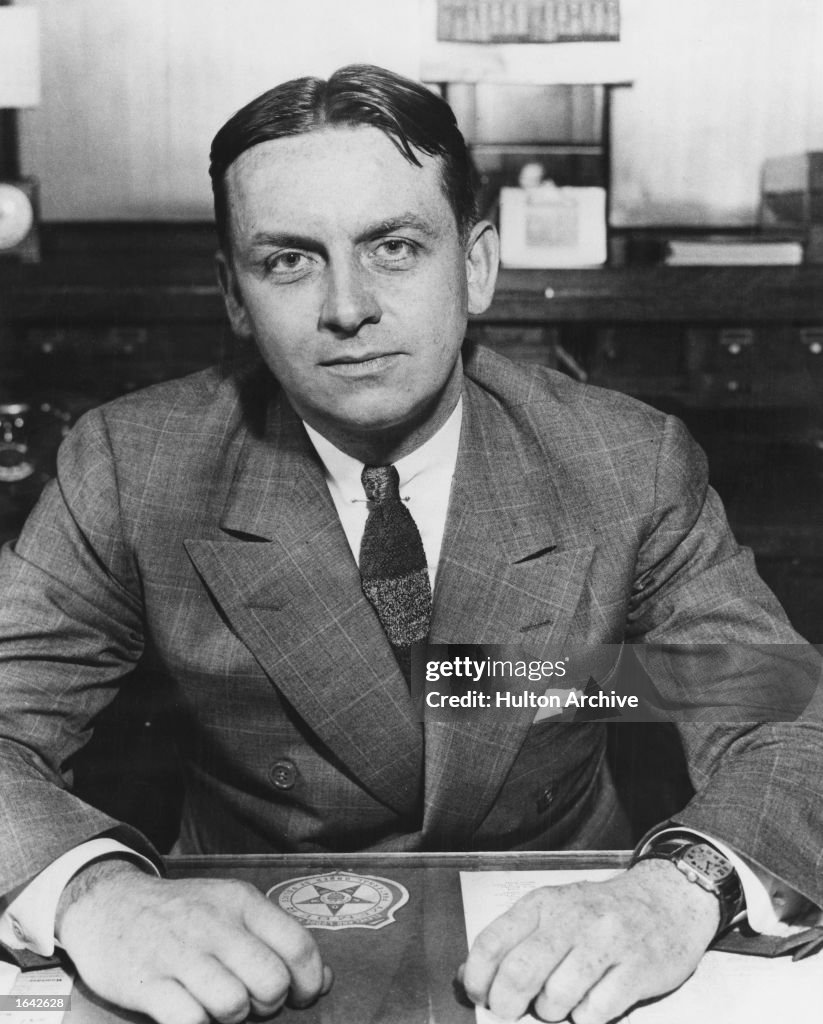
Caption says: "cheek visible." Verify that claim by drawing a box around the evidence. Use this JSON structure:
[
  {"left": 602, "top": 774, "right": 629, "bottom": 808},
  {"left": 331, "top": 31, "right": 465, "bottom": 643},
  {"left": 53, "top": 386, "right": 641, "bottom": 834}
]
[
  {"left": 421, "top": 267, "right": 468, "bottom": 336},
  {"left": 401, "top": 265, "right": 466, "bottom": 336},
  {"left": 244, "top": 295, "right": 313, "bottom": 360}
]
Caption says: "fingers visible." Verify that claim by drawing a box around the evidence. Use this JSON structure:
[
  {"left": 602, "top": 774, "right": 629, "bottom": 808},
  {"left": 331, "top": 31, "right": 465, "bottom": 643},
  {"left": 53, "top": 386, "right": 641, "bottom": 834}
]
[
  {"left": 490, "top": 937, "right": 576, "bottom": 1021},
  {"left": 567, "top": 966, "right": 636, "bottom": 1024},
  {"left": 239, "top": 886, "right": 328, "bottom": 1006},
  {"left": 165, "top": 881, "right": 327, "bottom": 1016},
  {"left": 458, "top": 874, "right": 707, "bottom": 1024},
  {"left": 531, "top": 947, "right": 614, "bottom": 1023},
  {"left": 462, "top": 933, "right": 618, "bottom": 1024},
  {"left": 168, "top": 956, "right": 254, "bottom": 1024},
  {"left": 461, "top": 898, "right": 544, "bottom": 1015},
  {"left": 140, "top": 979, "right": 213, "bottom": 1024},
  {"left": 59, "top": 874, "right": 331, "bottom": 1024},
  {"left": 184, "top": 943, "right": 291, "bottom": 1021}
]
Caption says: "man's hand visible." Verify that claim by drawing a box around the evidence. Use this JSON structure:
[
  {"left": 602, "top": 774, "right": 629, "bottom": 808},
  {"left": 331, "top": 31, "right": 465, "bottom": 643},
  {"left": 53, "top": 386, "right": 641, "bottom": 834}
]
[
  {"left": 56, "top": 859, "right": 331, "bottom": 1024},
  {"left": 460, "top": 859, "right": 720, "bottom": 1024}
]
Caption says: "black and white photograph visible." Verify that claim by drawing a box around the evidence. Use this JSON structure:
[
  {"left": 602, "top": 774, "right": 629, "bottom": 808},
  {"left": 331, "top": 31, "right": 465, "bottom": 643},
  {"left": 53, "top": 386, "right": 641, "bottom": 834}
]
[{"left": 1, "top": 2, "right": 822, "bottom": 1023}]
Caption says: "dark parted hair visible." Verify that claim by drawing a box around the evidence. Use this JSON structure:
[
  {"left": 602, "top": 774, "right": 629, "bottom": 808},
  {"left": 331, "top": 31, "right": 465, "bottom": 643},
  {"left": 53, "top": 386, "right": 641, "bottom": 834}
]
[{"left": 209, "top": 63, "right": 479, "bottom": 249}]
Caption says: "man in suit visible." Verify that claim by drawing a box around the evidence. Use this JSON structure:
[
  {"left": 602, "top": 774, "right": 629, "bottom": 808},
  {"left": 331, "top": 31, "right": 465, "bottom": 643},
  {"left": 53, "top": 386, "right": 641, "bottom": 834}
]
[{"left": 0, "top": 65, "right": 821, "bottom": 1024}]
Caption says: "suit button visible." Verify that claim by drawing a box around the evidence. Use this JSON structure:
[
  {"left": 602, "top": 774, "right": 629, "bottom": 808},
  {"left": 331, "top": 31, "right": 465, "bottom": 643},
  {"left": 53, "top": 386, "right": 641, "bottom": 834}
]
[
  {"left": 536, "top": 786, "right": 554, "bottom": 813},
  {"left": 269, "top": 759, "right": 297, "bottom": 790}
]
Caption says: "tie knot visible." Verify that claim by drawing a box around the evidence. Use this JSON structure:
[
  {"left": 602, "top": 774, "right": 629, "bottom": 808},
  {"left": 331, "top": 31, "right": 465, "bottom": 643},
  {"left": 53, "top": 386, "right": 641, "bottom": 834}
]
[{"left": 361, "top": 464, "right": 400, "bottom": 505}]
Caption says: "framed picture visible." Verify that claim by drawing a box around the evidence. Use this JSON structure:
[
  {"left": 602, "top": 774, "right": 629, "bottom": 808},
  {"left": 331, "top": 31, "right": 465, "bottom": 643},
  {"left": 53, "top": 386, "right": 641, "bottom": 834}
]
[{"left": 499, "top": 184, "right": 607, "bottom": 267}]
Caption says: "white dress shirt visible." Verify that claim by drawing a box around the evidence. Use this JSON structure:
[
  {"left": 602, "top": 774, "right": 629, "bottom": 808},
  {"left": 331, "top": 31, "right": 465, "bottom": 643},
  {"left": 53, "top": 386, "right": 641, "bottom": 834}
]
[
  {"left": 0, "top": 396, "right": 816, "bottom": 955},
  {"left": 302, "top": 398, "right": 463, "bottom": 590}
]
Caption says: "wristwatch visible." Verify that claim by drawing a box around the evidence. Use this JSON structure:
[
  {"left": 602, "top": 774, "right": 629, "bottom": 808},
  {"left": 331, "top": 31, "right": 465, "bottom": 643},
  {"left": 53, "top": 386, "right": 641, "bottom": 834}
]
[{"left": 632, "top": 836, "right": 745, "bottom": 937}]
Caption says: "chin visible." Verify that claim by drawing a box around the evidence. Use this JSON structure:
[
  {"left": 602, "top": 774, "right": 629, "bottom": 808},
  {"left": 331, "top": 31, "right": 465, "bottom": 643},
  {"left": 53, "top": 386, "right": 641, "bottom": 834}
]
[
  {"left": 334, "top": 398, "right": 415, "bottom": 429},
  {"left": 346, "top": 412, "right": 412, "bottom": 436}
]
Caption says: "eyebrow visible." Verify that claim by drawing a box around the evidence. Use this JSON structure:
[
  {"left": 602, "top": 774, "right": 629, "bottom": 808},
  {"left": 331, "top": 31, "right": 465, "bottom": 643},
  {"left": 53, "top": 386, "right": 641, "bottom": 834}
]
[
  {"left": 247, "top": 212, "right": 441, "bottom": 252},
  {"left": 360, "top": 213, "right": 440, "bottom": 241},
  {"left": 247, "top": 231, "right": 320, "bottom": 251}
]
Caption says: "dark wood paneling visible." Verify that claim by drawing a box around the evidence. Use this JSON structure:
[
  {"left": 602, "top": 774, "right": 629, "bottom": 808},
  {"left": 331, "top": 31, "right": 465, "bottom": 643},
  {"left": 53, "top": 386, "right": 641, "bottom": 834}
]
[{"left": 1, "top": 225, "right": 821, "bottom": 325}]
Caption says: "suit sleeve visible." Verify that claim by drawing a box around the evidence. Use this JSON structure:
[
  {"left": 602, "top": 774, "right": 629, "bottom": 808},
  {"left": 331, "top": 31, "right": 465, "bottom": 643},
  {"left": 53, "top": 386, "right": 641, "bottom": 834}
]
[
  {"left": 0, "top": 409, "right": 161, "bottom": 895},
  {"left": 625, "top": 414, "right": 823, "bottom": 909}
]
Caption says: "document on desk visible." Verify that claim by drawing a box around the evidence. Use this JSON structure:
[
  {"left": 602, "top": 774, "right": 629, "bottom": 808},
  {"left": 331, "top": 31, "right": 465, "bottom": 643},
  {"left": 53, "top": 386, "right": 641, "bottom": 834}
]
[
  {"left": 0, "top": 961, "right": 72, "bottom": 1024},
  {"left": 460, "top": 870, "right": 823, "bottom": 1024}
]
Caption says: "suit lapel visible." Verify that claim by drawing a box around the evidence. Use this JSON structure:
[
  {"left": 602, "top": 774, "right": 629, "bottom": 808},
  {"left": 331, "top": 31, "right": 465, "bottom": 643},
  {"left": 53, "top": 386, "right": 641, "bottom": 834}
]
[
  {"left": 423, "top": 377, "right": 595, "bottom": 842},
  {"left": 185, "top": 392, "right": 422, "bottom": 819}
]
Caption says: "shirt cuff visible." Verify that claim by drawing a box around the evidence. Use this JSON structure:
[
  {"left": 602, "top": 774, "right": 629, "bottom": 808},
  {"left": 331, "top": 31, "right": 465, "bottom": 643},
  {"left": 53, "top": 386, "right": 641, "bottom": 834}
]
[
  {"left": 0, "top": 839, "right": 159, "bottom": 956},
  {"left": 637, "top": 825, "right": 822, "bottom": 935}
]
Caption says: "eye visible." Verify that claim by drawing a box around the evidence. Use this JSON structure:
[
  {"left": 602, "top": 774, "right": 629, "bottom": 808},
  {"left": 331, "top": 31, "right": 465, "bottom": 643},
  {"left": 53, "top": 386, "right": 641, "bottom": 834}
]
[
  {"left": 372, "top": 238, "right": 418, "bottom": 264},
  {"left": 265, "top": 250, "right": 313, "bottom": 277}
]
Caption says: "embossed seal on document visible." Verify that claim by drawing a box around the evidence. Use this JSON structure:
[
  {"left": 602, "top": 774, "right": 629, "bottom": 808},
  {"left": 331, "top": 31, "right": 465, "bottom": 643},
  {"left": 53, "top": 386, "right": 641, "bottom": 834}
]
[{"left": 266, "top": 872, "right": 409, "bottom": 929}]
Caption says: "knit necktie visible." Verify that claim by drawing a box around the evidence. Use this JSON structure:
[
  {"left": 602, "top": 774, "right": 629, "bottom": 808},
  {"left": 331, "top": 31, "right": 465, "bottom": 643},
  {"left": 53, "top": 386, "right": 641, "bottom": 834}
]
[{"left": 359, "top": 465, "right": 432, "bottom": 684}]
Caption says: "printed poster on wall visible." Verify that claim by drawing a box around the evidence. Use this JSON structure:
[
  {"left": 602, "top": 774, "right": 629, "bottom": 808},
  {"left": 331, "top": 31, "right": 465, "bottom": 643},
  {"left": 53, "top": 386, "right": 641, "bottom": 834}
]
[{"left": 437, "top": 0, "right": 620, "bottom": 43}]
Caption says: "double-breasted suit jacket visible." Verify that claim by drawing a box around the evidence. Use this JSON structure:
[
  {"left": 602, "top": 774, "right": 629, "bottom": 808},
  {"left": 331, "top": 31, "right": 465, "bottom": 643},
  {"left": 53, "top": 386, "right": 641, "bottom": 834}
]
[{"left": 1, "top": 343, "right": 821, "bottom": 908}]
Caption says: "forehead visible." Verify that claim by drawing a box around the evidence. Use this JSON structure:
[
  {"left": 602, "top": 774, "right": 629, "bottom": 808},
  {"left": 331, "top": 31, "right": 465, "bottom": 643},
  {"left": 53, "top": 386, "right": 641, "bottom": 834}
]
[{"left": 224, "top": 126, "right": 455, "bottom": 240}]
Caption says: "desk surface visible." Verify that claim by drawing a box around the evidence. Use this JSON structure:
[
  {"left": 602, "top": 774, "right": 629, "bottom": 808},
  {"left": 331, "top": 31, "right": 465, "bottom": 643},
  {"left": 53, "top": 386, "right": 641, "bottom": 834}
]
[{"left": 69, "top": 851, "right": 625, "bottom": 1024}]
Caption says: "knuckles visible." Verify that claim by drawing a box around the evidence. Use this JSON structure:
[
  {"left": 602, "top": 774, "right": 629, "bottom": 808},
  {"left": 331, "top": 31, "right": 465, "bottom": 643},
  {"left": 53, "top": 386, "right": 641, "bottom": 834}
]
[
  {"left": 534, "top": 979, "right": 582, "bottom": 1021},
  {"left": 496, "top": 951, "right": 544, "bottom": 991},
  {"left": 571, "top": 990, "right": 621, "bottom": 1024},
  {"left": 207, "top": 990, "right": 251, "bottom": 1024},
  {"left": 471, "top": 927, "right": 507, "bottom": 961},
  {"left": 154, "top": 1007, "right": 209, "bottom": 1024},
  {"left": 288, "top": 926, "right": 320, "bottom": 967}
]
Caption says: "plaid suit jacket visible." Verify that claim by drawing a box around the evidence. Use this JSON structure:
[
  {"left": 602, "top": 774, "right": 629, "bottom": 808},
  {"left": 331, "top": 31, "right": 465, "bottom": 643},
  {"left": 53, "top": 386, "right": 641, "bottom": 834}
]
[{"left": 1, "top": 343, "right": 821, "bottom": 908}]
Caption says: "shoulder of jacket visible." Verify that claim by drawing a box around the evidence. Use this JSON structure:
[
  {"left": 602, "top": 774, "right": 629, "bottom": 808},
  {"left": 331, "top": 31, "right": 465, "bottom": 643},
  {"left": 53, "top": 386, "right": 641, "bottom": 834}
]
[
  {"left": 462, "top": 341, "right": 668, "bottom": 436},
  {"left": 57, "top": 363, "right": 270, "bottom": 487},
  {"left": 92, "top": 365, "right": 248, "bottom": 428}
]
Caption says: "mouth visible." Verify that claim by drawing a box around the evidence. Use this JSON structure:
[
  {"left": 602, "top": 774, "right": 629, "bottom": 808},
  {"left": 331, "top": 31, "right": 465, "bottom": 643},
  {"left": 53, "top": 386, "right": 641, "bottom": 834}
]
[{"left": 321, "top": 353, "right": 400, "bottom": 375}]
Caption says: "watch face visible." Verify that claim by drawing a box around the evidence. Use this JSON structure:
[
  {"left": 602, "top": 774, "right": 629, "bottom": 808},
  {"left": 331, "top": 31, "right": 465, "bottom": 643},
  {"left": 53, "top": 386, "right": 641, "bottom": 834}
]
[
  {"left": 681, "top": 843, "right": 734, "bottom": 884},
  {"left": 0, "top": 183, "right": 35, "bottom": 249}
]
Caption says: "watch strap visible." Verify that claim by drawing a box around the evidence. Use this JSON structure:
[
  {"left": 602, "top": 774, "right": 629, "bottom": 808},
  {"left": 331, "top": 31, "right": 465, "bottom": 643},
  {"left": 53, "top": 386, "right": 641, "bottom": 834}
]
[{"left": 632, "top": 835, "right": 745, "bottom": 938}]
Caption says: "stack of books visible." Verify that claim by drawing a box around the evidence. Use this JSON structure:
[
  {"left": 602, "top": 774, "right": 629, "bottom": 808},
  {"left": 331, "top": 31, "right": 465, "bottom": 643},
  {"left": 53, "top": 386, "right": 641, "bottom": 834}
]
[{"left": 664, "top": 235, "right": 804, "bottom": 266}]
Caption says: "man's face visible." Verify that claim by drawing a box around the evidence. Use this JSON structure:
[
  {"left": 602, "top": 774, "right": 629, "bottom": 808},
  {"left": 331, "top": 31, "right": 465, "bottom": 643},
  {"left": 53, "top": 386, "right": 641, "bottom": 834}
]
[{"left": 217, "top": 126, "right": 497, "bottom": 458}]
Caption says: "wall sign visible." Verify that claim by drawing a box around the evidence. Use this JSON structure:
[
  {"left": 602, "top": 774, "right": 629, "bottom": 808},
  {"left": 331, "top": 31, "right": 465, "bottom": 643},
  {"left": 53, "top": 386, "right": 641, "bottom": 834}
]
[{"left": 437, "top": 0, "right": 620, "bottom": 43}]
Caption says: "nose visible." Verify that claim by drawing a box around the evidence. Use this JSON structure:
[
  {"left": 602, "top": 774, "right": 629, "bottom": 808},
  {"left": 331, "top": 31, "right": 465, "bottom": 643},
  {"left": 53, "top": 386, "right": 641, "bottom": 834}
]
[{"left": 319, "top": 260, "right": 381, "bottom": 337}]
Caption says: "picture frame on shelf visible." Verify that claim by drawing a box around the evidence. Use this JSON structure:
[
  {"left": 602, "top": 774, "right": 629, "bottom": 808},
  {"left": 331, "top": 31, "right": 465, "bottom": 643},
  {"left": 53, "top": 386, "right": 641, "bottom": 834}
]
[{"left": 498, "top": 183, "right": 607, "bottom": 268}]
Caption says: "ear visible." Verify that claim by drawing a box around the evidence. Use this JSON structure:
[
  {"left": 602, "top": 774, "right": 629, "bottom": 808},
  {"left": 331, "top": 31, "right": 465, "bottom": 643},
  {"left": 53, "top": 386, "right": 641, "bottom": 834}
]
[
  {"left": 464, "top": 220, "right": 500, "bottom": 315},
  {"left": 215, "top": 249, "right": 253, "bottom": 339}
]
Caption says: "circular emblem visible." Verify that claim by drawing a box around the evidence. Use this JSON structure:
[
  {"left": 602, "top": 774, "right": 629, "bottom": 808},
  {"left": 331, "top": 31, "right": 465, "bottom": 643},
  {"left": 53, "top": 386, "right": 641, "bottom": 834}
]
[{"left": 267, "top": 871, "right": 409, "bottom": 930}]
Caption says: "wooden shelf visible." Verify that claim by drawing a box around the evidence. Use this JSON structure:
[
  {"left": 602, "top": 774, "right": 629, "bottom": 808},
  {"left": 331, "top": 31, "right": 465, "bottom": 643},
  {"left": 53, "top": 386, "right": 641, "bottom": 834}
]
[{"left": 488, "top": 266, "right": 823, "bottom": 324}]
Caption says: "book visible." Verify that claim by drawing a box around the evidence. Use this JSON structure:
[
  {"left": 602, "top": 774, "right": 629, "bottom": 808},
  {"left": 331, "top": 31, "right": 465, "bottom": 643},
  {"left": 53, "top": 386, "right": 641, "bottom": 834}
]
[
  {"left": 761, "top": 152, "right": 823, "bottom": 230},
  {"left": 664, "top": 236, "right": 804, "bottom": 266}
]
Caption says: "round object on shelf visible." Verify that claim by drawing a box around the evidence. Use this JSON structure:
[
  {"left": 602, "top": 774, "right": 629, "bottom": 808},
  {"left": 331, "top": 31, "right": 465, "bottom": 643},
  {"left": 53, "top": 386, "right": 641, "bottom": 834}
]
[{"left": 0, "top": 183, "right": 35, "bottom": 250}]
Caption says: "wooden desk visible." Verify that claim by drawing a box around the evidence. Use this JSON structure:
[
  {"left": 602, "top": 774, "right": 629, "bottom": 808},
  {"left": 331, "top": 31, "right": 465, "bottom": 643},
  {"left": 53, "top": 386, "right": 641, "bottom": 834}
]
[{"left": 69, "top": 851, "right": 626, "bottom": 1024}]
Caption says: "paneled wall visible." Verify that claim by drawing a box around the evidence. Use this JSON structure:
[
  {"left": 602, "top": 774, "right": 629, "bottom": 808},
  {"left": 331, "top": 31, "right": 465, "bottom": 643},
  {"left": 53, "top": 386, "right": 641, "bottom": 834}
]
[
  {"left": 17, "top": 0, "right": 422, "bottom": 220},
  {"left": 609, "top": 0, "right": 823, "bottom": 224},
  {"left": 17, "top": 0, "right": 823, "bottom": 225}
]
